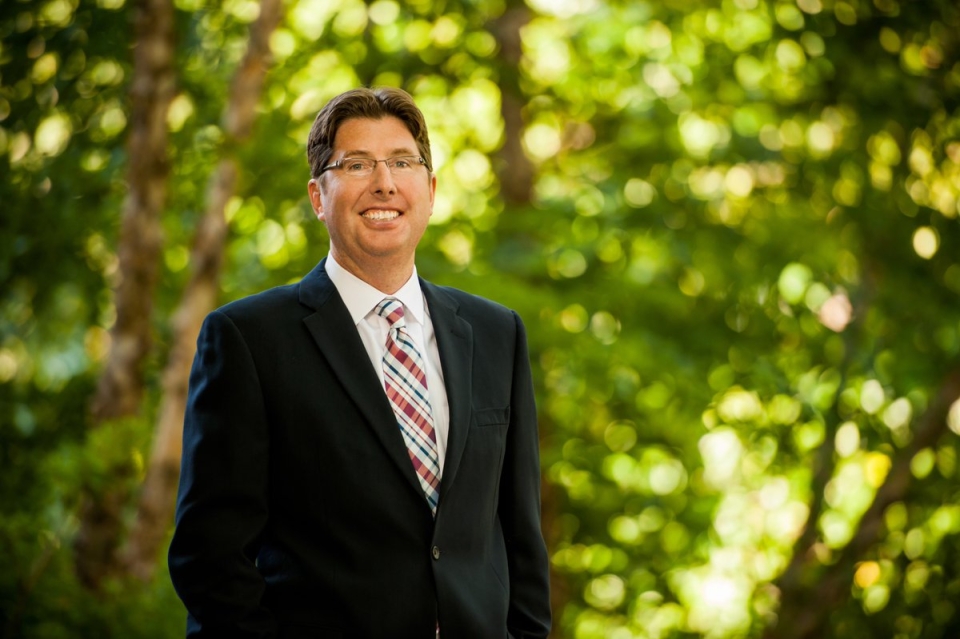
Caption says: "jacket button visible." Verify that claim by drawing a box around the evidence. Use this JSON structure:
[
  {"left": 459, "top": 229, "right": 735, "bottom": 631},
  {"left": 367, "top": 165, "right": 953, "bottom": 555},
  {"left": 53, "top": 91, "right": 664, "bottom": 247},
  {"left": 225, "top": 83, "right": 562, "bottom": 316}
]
[{"left": 431, "top": 545, "right": 441, "bottom": 560}]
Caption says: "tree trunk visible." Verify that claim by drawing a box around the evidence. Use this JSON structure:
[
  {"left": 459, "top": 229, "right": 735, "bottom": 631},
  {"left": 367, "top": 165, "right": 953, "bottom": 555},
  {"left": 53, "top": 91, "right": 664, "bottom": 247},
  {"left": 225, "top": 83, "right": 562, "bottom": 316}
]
[
  {"left": 489, "top": 4, "right": 569, "bottom": 635},
  {"left": 120, "top": 0, "right": 284, "bottom": 581},
  {"left": 490, "top": 3, "right": 534, "bottom": 206},
  {"left": 765, "top": 368, "right": 960, "bottom": 639},
  {"left": 74, "top": 0, "right": 176, "bottom": 590}
]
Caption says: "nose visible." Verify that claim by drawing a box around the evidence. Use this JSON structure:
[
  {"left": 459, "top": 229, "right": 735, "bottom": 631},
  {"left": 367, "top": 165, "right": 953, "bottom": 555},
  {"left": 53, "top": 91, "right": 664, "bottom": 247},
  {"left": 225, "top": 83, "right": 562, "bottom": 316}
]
[{"left": 369, "top": 161, "right": 396, "bottom": 195}]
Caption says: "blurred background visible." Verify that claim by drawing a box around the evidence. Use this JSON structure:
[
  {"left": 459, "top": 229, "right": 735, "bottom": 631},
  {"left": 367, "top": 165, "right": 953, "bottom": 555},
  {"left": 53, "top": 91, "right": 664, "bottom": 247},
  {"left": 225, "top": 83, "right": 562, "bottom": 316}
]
[{"left": 2, "top": 0, "right": 960, "bottom": 637}]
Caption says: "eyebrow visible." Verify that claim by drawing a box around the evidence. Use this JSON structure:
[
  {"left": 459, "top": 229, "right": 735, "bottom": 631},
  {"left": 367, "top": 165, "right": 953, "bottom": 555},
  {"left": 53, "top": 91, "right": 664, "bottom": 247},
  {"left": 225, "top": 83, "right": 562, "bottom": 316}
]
[{"left": 336, "top": 147, "right": 418, "bottom": 158}]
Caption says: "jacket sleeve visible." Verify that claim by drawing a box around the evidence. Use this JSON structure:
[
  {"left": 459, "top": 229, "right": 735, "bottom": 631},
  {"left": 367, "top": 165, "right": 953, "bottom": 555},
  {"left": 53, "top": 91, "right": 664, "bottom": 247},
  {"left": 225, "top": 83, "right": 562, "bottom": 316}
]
[
  {"left": 501, "top": 311, "right": 552, "bottom": 638},
  {"left": 168, "top": 309, "right": 276, "bottom": 638}
]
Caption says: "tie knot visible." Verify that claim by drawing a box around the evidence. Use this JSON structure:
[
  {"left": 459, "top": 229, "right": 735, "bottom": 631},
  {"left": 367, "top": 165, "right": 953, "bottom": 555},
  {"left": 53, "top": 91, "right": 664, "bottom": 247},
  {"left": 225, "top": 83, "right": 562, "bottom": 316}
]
[{"left": 375, "top": 298, "right": 405, "bottom": 329}]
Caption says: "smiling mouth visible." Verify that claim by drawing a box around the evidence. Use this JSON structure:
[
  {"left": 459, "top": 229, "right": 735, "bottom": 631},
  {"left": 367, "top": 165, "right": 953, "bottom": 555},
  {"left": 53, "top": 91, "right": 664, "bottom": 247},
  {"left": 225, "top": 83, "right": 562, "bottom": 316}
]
[{"left": 362, "top": 209, "right": 401, "bottom": 221}]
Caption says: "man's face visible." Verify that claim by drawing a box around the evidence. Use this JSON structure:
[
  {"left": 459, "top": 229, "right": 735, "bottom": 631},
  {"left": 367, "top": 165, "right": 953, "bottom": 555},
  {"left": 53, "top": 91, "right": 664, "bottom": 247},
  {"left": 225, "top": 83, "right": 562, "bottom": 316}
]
[{"left": 308, "top": 116, "right": 436, "bottom": 279}]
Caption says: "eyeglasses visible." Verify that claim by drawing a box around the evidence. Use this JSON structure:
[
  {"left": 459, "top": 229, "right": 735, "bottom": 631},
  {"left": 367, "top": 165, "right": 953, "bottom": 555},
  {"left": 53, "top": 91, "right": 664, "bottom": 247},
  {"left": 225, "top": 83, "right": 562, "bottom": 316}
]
[{"left": 318, "top": 155, "right": 427, "bottom": 178}]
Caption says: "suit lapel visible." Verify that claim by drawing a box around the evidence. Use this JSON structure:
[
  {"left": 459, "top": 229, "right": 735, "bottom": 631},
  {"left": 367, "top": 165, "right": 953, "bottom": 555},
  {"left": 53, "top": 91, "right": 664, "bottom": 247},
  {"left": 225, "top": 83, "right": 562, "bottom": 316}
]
[
  {"left": 299, "top": 259, "right": 426, "bottom": 500},
  {"left": 422, "top": 281, "right": 473, "bottom": 500}
]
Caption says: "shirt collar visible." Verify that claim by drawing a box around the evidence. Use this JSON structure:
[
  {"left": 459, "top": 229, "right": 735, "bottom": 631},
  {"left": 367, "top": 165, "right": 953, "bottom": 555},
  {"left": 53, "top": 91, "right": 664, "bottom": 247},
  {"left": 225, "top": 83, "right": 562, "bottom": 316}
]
[{"left": 325, "top": 254, "right": 426, "bottom": 326}]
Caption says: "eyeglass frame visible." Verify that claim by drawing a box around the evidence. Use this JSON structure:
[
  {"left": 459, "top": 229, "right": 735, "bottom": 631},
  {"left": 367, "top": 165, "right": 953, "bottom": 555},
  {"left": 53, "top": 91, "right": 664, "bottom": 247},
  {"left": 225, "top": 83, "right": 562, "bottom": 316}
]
[{"left": 317, "top": 155, "right": 429, "bottom": 177}]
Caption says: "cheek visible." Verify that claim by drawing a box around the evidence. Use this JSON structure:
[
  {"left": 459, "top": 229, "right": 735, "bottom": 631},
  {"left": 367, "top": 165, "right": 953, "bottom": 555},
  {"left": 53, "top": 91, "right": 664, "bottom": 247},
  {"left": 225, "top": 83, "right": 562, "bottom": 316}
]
[{"left": 320, "top": 185, "right": 350, "bottom": 214}]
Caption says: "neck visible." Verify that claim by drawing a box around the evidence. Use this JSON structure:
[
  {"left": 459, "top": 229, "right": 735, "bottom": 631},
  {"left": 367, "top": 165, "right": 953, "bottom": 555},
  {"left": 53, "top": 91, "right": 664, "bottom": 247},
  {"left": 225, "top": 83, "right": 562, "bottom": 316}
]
[{"left": 331, "top": 249, "right": 415, "bottom": 295}]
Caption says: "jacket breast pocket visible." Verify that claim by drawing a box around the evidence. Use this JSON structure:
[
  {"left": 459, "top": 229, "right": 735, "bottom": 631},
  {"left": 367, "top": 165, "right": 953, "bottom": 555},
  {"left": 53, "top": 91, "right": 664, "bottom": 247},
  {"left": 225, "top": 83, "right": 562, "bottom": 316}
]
[
  {"left": 472, "top": 406, "right": 510, "bottom": 428},
  {"left": 278, "top": 623, "right": 343, "bottom": 639}
]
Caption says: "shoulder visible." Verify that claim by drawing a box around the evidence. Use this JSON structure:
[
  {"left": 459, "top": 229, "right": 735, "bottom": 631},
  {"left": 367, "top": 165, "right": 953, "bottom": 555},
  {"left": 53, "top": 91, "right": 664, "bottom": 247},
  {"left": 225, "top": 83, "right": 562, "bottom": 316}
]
[
  {"left": 211, "top": 282, "right": 304, "bottom": 328},
  {"left": 424, "top": 282, "right": 520, "bottom": 325}
]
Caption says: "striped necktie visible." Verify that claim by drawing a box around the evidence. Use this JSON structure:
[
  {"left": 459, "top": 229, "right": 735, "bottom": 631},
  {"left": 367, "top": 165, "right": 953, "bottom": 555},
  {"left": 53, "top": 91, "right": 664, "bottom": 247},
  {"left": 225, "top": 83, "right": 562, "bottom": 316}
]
[{"left": 376, "top": 298, "right": 441, "bottom": 516}]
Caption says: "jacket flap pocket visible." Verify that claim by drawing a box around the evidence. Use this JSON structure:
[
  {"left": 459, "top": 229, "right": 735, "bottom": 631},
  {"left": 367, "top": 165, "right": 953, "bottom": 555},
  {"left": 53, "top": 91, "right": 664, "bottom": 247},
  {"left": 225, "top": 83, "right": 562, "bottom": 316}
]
[{"left": 473, "top": 406, "right": 510, "bottom": 427}]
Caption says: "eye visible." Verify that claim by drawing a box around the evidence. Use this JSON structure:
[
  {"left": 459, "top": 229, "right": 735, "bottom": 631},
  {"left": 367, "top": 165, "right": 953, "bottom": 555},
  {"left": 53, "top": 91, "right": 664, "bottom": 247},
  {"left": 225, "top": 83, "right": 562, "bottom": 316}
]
[
  {"left": 392, "top": 157, "right": 412, "bottom": 169},
  {"left": 345, "top": 160, "right": 369, "bottom": 172}
]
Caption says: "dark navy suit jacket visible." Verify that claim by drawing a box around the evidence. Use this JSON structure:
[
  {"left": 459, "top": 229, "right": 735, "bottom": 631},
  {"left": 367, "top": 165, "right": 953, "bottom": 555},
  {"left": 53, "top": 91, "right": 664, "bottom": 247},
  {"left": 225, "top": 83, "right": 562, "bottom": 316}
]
[{"left": 168, "top": 259, "right": 551, "bottom": 638}]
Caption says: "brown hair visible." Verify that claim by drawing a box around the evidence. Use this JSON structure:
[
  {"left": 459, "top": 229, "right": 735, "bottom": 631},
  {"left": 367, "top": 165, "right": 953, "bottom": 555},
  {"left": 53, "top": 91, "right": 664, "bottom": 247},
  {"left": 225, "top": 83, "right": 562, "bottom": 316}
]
[{"left": 306, "top": 87, "right": 433, "bottom": 178}]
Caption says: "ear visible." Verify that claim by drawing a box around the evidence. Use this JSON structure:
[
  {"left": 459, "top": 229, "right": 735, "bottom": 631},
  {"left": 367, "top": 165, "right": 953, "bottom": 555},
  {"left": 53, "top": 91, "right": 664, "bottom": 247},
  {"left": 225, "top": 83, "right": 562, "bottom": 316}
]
[
  {"left": 307, "top": 179, "right": 325, "bottom": 221},
  {"left": 428, "top": 172, "right": 437, "bottom": 210}
]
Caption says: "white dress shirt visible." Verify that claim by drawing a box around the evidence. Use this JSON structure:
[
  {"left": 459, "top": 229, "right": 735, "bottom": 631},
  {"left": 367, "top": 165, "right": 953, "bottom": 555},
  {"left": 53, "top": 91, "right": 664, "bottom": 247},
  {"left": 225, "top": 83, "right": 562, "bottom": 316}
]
[{"left": 324, "top": 255, "right": 449, "bottom": 472}]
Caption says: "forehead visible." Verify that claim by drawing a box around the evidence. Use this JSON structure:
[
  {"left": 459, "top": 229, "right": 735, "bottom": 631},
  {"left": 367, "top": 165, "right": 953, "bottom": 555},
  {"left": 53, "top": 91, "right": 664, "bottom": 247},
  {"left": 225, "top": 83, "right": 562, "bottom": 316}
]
[{"left": 332, "top": 116, "right": 417, "bottom": 155}]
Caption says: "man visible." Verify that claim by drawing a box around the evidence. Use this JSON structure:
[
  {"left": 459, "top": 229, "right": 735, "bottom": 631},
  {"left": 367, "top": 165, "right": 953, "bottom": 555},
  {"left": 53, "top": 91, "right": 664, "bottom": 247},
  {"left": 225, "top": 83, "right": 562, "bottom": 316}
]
[{"left": 168, "top": 87, "right": 551, "bottom": 639}]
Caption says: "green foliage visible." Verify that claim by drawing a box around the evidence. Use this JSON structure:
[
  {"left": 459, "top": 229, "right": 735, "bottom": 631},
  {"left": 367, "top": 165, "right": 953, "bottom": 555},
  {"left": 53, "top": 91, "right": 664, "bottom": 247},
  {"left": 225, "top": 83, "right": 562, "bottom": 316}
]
[
  {"left": 4, "top": 551, "right": 183, "bottom": 639},
  {"left": 2, "top": 0, "right": 960, "bottom": 637},
  {"left": 0, "top": 411, "right": 156, "bottom": 637}
]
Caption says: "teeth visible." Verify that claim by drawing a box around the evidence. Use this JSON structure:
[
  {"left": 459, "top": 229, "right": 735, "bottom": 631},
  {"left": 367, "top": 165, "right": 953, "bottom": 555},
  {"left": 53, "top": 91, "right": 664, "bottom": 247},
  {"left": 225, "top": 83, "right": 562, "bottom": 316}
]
[{"left": 363, "top": 210, "right": 400, "bottom": 220}]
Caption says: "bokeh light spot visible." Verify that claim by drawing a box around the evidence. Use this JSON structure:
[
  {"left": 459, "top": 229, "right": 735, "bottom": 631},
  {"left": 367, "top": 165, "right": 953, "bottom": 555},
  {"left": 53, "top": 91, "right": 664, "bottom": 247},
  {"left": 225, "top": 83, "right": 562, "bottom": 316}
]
[{"left": 912, "top": 226, "right": 939, "bottom": 259}]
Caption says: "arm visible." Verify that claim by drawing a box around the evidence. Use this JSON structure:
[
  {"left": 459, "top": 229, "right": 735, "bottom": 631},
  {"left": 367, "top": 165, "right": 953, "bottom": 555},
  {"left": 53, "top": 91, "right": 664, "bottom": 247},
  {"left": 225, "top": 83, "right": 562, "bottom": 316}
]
[
  {"left": 168, "top": 310, "right": 275, "bottom": 638},
  {"left": 501, "top": 311, "right": 552, "bottom": 638}
]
